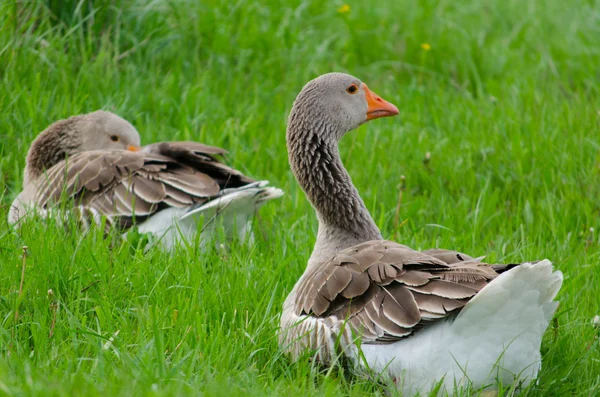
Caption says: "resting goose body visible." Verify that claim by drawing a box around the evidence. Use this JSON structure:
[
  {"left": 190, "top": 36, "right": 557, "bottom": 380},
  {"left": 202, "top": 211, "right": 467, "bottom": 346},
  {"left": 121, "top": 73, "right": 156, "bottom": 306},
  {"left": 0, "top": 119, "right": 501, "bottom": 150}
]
[
  {"left": 9, "top": 111, "right": 283, "bottom": 249},
  {"left": 279, "top": 73, "right": 562, "bottom": 395}
]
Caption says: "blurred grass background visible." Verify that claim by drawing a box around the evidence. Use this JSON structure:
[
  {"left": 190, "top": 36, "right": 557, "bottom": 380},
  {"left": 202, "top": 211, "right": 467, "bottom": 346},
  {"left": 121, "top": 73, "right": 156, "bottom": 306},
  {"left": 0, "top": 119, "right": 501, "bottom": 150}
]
[{"left": 0, "top": 0, "right": 599, "bottom": 395}]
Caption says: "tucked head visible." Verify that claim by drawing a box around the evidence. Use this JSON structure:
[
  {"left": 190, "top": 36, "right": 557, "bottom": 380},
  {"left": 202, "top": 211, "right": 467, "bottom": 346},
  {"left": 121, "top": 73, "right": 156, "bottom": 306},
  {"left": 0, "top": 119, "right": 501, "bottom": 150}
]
[
  {"left": 24, "top": 110, "right": 142, "bottom": 184},
  {"left": 288, "top": 72, "right": 399, "bottom": 141}
]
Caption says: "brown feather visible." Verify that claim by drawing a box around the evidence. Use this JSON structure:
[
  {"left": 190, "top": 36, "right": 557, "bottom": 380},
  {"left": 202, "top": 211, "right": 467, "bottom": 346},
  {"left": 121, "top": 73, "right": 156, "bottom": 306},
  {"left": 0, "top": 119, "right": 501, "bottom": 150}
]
[
  {"left": 22, "top": 140, "right": 255, "bottom": 233},
  {"left": 340, "top": 271, "right": 370, "bottom": 299},
  {"left": 127, "top": 176, "right": 167, "bottom": 203},
  {"left": 381, "top": 284, "right": 421, "bottom": 328},
  {"left": 164, "top": 184, "right": 195, "bottom": 205},
  {"left": 294, "top": 240, "right": 507, "bottom": 345},
  {"left": 407, "top": 279, "right": 479, "bottom": 299},
  {"left": 364, "top": 291, "right": 413, "bottom": 337},
  {"left": 324, "top": 267, "right": 352, "bottom": 301},
  {"left": 422, "top": 248, "right": 474, "bottom": 264},
  {"left": 395, "top": 270, "right": 431, "bottom": 286}
]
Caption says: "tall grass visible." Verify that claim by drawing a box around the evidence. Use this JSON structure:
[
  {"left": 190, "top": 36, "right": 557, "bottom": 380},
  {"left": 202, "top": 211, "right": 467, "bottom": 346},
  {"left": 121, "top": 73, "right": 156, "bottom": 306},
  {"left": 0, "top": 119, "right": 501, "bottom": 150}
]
[{"left": 1, "top": 0, "right": 599, "bottom": 395}]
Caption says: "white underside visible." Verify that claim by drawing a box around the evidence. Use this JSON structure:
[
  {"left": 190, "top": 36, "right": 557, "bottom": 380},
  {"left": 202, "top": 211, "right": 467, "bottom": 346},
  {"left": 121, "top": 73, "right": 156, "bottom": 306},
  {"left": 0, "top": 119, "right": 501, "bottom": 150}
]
[
  {"left": 135, "top": 181, "right": 283, "bottom": 250},
  {"left": 282, "top": 260, "right": 562, "bottom": 396}
]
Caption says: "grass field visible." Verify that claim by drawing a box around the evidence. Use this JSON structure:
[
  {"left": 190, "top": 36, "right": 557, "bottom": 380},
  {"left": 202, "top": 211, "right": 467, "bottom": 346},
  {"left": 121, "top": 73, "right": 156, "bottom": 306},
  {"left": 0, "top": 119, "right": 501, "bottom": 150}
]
[{"left": 1, "top": 0, "right": 600, "bottom": 395}]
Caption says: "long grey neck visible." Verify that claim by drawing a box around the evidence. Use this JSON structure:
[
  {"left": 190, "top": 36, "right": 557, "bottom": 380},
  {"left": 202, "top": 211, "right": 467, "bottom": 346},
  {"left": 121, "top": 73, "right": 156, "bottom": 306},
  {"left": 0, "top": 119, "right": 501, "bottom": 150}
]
[{"left": 287, "top": 114, "right": 382, "bottom": 269}]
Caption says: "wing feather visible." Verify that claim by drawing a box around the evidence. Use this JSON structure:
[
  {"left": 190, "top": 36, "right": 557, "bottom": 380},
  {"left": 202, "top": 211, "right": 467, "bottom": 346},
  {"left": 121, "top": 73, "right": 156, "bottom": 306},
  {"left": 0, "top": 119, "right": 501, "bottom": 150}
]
[
  {"left": 294, "top": 240, "right": 504, "bottom": 344},
  {"left": 23, "top": 142, "right": 256, "bottom": 232}
]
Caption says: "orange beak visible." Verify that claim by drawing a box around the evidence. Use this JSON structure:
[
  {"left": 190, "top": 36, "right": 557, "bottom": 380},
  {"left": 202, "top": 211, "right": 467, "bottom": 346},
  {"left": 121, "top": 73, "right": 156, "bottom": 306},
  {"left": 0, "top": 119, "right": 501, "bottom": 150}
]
[
  {"left": 127, "top": 145, "right": 141, "bottom": 152},
  {"left": 364, "top": 83, "right": 399, "bottom": 120}
]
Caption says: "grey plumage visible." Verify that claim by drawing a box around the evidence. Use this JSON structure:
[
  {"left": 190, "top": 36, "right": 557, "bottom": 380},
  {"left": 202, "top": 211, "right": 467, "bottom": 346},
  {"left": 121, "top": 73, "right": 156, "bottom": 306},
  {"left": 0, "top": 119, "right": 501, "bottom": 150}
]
[
  {"left": 279, "top": 73, "right": 542, "bottom": 367},
  {"left": 286, "top": 74, "right": 383, "bottom": 268},
  {"left": 9, "top": 111, "right": 271, "bottom": 236}
]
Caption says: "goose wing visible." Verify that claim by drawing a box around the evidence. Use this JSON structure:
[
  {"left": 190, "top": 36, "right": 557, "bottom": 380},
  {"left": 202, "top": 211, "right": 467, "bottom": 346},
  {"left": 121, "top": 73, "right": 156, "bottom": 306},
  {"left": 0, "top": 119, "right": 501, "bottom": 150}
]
[
  {"left": 24, "top": 143, "right": 253, "bottom": 229},
  {"left": 142, "top": 141, "right": 254, "bottom": 188},
  {"left": 294, "top": 240, "right": 502, "bottom": 344}
]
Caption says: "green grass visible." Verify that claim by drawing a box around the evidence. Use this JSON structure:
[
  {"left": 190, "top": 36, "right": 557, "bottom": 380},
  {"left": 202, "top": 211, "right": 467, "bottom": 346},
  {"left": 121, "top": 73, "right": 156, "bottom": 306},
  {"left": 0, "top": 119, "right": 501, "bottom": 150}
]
[{"left": 1, "top": 0, "right": 600, "bottom": 395}]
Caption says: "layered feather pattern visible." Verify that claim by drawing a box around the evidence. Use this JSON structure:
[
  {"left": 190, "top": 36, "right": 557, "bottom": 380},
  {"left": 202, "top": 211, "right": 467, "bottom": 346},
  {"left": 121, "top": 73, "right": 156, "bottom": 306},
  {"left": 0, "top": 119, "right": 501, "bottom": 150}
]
[{"left": 10, "top": 140, "right": 282, "bottom": 246}]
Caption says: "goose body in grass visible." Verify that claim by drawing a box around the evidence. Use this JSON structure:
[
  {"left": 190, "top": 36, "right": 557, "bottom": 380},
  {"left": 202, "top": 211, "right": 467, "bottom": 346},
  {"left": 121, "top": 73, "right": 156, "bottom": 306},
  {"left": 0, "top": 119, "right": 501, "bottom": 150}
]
[
  {"left": 279, "top": 73, "right": 563, "bottom": 395},
  {"left": 9, "top": 110, "right": 283, "bottom": 249}
]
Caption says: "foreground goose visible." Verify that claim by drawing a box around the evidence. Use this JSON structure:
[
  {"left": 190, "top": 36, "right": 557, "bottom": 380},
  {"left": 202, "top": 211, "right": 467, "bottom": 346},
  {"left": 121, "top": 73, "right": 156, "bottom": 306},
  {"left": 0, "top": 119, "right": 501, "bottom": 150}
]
[
  {"left": 9, "top": 110, "right": 283, "bottom": 249},
  {"left": 279, "top": 73, "right": 562, "bottom": 395}
]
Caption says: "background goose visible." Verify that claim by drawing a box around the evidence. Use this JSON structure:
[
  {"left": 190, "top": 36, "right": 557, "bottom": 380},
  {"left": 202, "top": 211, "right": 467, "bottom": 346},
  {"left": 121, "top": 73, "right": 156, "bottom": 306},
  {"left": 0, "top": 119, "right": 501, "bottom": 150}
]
[
  {"left": 279, "top": 73, "right": 563, "bottom": 395},
  {"left": 9, "top": 110, "right": 283, "bottom": 249}
]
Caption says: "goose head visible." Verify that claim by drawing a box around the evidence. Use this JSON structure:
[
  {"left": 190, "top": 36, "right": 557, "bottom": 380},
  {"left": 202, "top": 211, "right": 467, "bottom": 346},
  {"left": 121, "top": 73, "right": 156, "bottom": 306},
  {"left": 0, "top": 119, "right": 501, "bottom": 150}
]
[
  {"left": 286, "top": 73, "right": 399, "bottom": 248},
  {"left": 287, "top": 72, "right": 399, "bottom": 143},
  {"left": 74, "top": 110, "right": 141, "bottom": 152},
  {"left": 24, "top": 110, "right": 142, "bottom": 185}
]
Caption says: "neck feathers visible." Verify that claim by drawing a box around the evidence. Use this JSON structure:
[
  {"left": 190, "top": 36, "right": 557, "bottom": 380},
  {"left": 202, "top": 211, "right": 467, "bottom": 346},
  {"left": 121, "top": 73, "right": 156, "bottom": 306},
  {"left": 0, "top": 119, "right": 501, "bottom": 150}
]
[
  {"left": 287, "top": 108, "right": 382, "bottom": 264},
  {"left": 24, "top": 118, "right": 80, "bottom": 185}
]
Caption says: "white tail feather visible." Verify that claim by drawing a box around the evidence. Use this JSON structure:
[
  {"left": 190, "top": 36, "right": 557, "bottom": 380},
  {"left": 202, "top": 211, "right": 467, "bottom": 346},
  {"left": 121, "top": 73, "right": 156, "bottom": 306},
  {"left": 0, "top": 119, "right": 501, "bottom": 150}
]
[
  {"left": 360, "top": 260, "right": 563, "bottom": 396},
  {"left": 136, "top": 181, "right": 283, "bottom": 250}
]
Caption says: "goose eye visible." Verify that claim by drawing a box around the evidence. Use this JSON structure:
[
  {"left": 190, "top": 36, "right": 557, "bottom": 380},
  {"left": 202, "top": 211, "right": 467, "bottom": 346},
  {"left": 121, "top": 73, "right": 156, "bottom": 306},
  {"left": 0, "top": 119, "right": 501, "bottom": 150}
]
[
  {"left": 346, "top": 84, "right": 358, "bottom": 94},
  {"left": 110, "top": 135, "right": 119, "bottom": 142}
]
